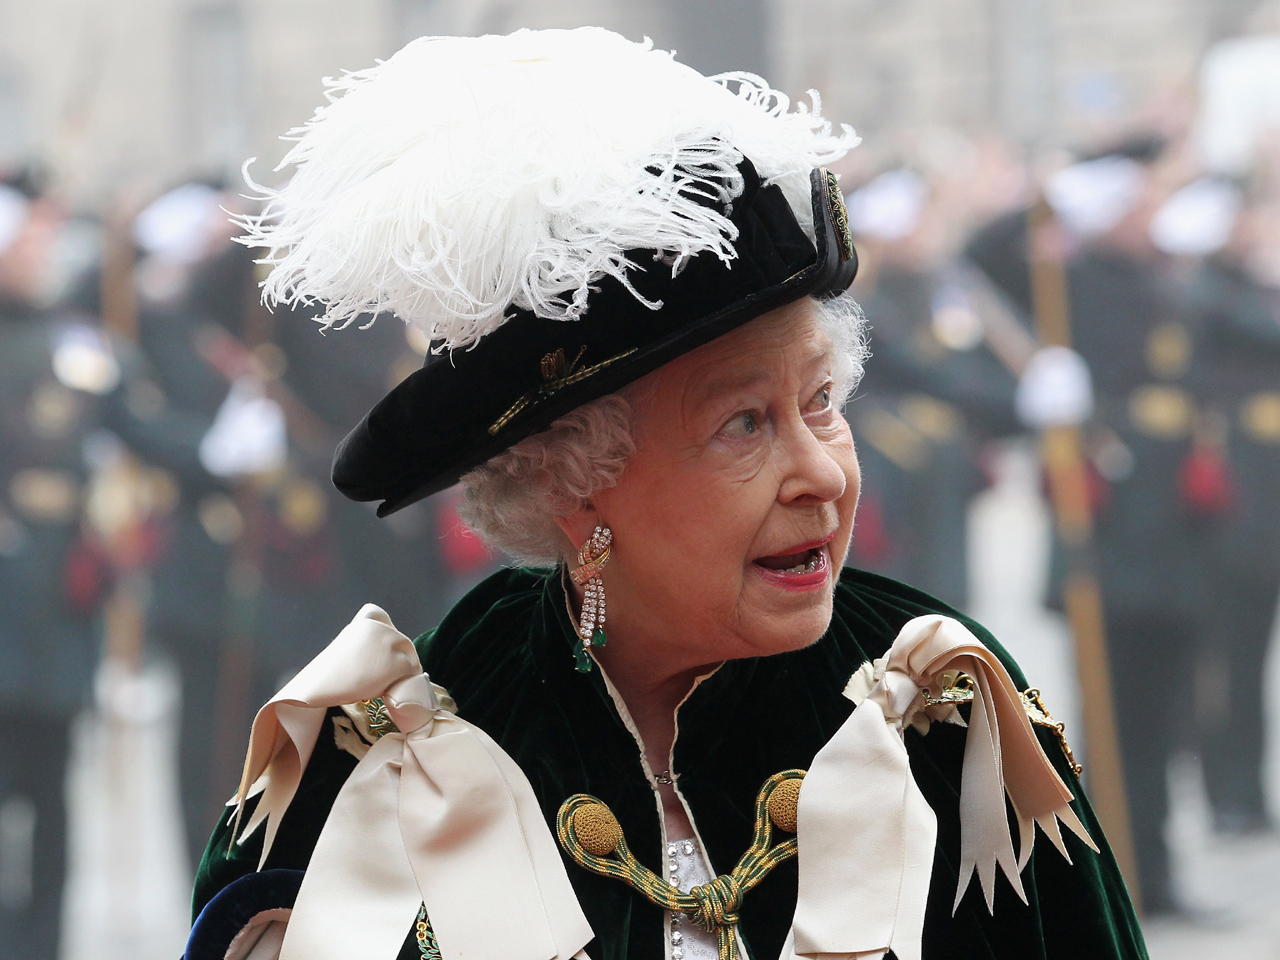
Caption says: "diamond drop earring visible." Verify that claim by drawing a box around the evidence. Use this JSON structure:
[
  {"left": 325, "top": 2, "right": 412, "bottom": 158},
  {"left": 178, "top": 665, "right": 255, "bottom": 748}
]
[{"left": 569, "top": 526, "right": 612, "bottom": 673}]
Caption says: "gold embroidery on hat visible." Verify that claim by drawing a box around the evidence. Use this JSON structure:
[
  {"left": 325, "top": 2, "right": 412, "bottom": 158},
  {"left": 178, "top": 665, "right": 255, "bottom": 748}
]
[
  {"left": 488, "top": 345, "right": 638, "bottom": 436},
  {"left": 824, "top": 169, "right": 855, "bottom": 263}
]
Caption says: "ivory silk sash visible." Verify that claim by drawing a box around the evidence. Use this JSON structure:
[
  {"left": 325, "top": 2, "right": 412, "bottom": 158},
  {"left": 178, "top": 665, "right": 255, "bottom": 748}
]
[
  {"left": 231, "top": 604, "right": 594, "bottom": 960},
  {"left": 788, "top": 615, "right": 1097, "bottom": 960}
]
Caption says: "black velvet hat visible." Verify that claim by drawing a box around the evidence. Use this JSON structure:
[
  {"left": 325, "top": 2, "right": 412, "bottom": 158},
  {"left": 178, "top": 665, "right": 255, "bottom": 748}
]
[
  {"left": 332, "top": 161, "right": 857, "bottom": 515},
  {"left": 237, "top": 28, "right": 860, "bottom": 516}
]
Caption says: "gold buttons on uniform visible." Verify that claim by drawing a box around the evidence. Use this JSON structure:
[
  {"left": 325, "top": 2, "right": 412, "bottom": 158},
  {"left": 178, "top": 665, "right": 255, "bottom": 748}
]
[
  {"left": 1128, "top": 384, "right": 1194, "bottom": 439},
  {"left": 279, "top": 478, "right": 328, "bottom": 536},
  {"left": 1240, "top": 392, "right": 1280, "bottom": 444},
  {"left": 859, "top": 407, "right": 930, "bottom": 472},
  {"left": 9, "top": 469, "right": 79, "bottom": 524},
  {"left": 1145, "top": 323, "right": 1191, "bottom": 379},
  {"left": 899, "top": 394, "right": 963, "bottom": 443},
  {"left": 26, "top": 381, "right": 78, "bottom": 440},
  {"left": 198, "top": 493, "right": 245, "bottom": 544}
]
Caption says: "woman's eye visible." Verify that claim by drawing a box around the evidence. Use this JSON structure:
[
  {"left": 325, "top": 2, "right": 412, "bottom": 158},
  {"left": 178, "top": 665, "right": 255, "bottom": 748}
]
[
  {"left": 806, "top": 383, "right": 833, "bottom": 413},
  {"left": 721, "top": 410, "right": 759, "bottom": 438}
]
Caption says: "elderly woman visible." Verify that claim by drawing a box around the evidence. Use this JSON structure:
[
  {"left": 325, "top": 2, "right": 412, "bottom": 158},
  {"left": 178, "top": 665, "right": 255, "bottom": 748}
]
[{"left": 186, "top": 28, "right": 1144, "bottom": 960}]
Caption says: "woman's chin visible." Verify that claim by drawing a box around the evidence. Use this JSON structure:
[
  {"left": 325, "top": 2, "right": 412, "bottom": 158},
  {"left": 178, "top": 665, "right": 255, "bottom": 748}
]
[
  {"left": 739, "top": 562, "right": 836, "bottom": 653},
  {"left": 745, "top": 608, "right": 833, "bottom": 656}
]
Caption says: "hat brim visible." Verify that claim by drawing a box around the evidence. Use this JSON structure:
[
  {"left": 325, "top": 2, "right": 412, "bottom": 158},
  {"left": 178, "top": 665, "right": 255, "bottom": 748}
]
[{"left": 333, "top": 160, "right": 858, "bottom": 516}]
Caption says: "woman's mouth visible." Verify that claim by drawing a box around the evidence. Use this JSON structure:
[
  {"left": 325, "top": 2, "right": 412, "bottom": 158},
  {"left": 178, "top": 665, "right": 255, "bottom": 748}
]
[{"left": 752, "top": 538, "right": 833, "bottom": 591}]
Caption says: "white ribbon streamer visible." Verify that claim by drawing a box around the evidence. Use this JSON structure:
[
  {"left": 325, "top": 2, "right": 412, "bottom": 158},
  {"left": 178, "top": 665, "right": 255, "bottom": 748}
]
[
  {"left": 788, "top": 615, "right": 1096, "bottom": 960},
  {"left": 231, "top": 604, "right": 594, "bottom": 960}
]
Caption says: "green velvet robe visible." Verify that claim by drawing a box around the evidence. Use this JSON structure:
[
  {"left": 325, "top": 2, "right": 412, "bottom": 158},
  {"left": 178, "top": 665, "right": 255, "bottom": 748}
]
[{"left": 194, "top": 566, "right": 1147, "bottom": 960}]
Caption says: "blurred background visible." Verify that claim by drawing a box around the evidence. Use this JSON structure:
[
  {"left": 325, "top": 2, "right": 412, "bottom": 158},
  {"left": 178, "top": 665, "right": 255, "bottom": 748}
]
[{"left": 0, "top": 1, "right": 1278, "bottom": 958}]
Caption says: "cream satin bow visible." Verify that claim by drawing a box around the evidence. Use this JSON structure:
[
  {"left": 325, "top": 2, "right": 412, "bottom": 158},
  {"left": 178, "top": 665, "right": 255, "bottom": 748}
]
[
  {"left": 788, "top": 615, "right": 1096, "bottom": 960},
  {"left": 231, "top": 604, "right": 594, "bottom": 960}
]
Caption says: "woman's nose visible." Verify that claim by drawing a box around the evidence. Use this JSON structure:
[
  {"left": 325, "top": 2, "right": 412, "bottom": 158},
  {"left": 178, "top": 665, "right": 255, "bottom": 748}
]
[{"left": 776, "top": 419, "right": 847, "bottom": 505}]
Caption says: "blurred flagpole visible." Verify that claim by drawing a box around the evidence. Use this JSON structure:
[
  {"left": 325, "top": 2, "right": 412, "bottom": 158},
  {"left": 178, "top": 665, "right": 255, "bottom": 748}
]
[
  {"left": 1025, "top": 198, "right": 1140, "bottom": 908},
  {"left": 199, "top": 259, "right": 337, "bottom": 820},
  {"left": 90, "top": 197, "right": 159, "bottom": 952}
]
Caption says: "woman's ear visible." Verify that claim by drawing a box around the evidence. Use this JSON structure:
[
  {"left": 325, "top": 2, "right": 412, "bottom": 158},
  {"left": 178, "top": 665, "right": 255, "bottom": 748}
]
[{"left": 552, "top": 505, "right": 602, "bottom": 555}]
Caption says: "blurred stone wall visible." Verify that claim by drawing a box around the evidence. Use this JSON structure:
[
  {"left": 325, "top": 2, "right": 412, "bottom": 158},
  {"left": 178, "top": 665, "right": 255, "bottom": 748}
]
[
  {"left": 771, "top": 0, "right": 1267, "bottom": 153},
  {"left": 0, "top": 0, "right": 1268, "bottom": 210},
  {"left": 0, "top": 0, "right": 393, "bottom": 207}
]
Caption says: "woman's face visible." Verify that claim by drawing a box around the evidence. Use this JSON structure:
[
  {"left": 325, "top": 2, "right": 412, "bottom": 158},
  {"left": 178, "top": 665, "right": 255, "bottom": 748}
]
[{"left": 581, "top": 298, "right": 860, "bottom": 669}]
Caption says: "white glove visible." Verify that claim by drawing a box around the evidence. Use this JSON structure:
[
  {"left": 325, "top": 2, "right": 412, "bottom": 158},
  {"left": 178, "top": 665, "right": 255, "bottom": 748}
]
[
  {"left": 199, "top": 377, "right": 288, "bottom": 477},
  {"left": 1016, "top": 345, "right": 1094, "bottom": 428}
]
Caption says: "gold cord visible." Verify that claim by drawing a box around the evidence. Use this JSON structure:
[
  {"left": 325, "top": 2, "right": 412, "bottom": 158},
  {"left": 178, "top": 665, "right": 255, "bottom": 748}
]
[{"left": 557, "top": 770, "right": 806, "bottom": 960}]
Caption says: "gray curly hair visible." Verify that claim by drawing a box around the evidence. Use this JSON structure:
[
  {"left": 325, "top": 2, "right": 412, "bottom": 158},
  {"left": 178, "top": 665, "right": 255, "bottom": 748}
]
[{"left": 458, "top": 294, "right": 867, "bottom": 565}]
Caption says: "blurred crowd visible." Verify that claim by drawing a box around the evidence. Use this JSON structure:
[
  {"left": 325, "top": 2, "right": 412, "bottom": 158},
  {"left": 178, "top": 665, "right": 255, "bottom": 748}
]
[
  {"left": 840, "top": 26, "right": 1280, "bottom": 920},
  {"left": 0, "top": 21, "right": 1277, "bottom": 960},
  {"left": 0, "top": 172, "right": 502, "bottom": 957}
]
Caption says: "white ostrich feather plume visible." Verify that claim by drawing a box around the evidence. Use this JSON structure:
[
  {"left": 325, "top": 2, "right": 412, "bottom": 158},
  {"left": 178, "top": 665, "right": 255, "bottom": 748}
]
[{"left": 237, "top": 27, "right": 858, "bottom": 349}]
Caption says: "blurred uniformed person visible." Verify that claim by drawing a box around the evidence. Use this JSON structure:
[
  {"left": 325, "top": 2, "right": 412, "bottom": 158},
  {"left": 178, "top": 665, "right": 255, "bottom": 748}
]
[
  {"left": 94, "top": 183, "right": 282, "bottom": 871},
  {"left": 1154, "top": 178, "right": 1280, "bottom": 835},
  {"left": 844, "top": 165, "right": 1085, "bottom": 609},
  {"left": 967, "top": 143, "right": 1198, "bottom": 914},
  {"left": 112, "top": 184, "right": 500, "bottom": 868},
  {"left": 844, "top": 168, "right": 1041, "bottom": 609},
  {"left": 0, "top": 172, "right": 116, "bottom": 960}
]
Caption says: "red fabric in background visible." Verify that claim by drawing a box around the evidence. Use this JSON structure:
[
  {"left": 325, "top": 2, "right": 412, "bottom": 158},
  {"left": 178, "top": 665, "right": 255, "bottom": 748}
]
[
  {"left": 437, "top": 493, "right": 492, "bottom": 575},
  {"left": 1179, "top": 445, "right": 1236, "bottom": 517},
  {"left": 850, "top": 492, "right": 891, "bottom": 565}
]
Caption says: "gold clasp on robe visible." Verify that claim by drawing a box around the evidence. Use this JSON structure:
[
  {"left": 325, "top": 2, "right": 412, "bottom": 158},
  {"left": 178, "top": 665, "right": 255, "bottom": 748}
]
[{"left": 1021, "top": 687, "right": 1083, "bottom": 776}]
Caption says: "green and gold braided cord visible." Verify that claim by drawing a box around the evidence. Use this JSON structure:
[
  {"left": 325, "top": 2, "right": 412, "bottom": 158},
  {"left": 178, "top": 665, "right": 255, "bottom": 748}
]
[{"left": 557, "top": 770, "right": 806, "bottom": 960}]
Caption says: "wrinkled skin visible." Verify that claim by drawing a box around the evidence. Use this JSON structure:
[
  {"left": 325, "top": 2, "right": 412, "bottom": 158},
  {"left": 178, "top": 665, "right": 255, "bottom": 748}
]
[{"left": 555, "top": 297, "right": 860, "bottom": 833}]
